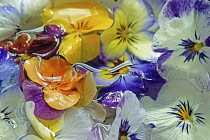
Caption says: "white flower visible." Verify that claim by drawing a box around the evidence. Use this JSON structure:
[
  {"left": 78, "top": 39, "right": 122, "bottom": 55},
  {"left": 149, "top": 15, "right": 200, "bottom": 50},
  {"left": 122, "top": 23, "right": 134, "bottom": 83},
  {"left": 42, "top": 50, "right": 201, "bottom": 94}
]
[
  {"left": 108, "top": 91, "right": 151, "bottom": 140},
  {"left": 22, "top": 101, "right": 92, "bottom": 140},
  {"left": 141, "top": 80, "right": 210, "bottom": 140},
  {"left": 0, "top": 85, "right": 28, "bottom": 139},
  {"left": 153, "top": 0, "right": 210, "bottom": 89},
  {"left": 0, "top": 0, "right": 50, "bottom": 41}
]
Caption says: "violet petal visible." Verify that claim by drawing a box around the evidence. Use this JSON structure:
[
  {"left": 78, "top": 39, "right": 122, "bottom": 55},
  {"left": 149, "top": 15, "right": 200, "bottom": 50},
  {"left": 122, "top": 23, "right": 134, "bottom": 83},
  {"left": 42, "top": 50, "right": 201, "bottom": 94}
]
[{"left": 22, "top": 80, "right": 65, "bottom": 120}]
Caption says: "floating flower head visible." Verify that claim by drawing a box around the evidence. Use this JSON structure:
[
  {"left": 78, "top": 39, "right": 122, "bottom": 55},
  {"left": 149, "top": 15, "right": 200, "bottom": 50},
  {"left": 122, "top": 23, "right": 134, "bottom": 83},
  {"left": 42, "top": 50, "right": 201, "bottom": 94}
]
[
  {"left": 141, "top": 80, "right": 210, "bottom": 140},
  {"left": 23, "top": 57, "right": 97, "bottom": 114},
  {"left": 75, "top": 53, "right": 165, "bottom": 108},
  {"left": 109, "top": 91, "right": 151, "bottom": 140},
  {"left": 153, "top": 0, "right": 210, "bottom": 89},
  {"left": 0, "top": 0, "right": 50, "bottom": 41},
  {"left": 42, "top": 1, "right": 113, "bottom": 64},
  {"left": 22, "top": 101, "right": 92, "bottom": 140},
  {"left": 0, "top": 85, "right": 28, "bottom": 139},
  {"left": 100, "top": 0, "right": 158, "bottom": 62}
]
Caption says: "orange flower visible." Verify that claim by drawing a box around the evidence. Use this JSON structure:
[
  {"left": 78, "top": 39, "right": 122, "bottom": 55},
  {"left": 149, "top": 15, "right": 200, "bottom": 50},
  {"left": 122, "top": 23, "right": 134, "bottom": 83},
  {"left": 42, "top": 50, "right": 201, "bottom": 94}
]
[{"left": 24, "top": 57, "right": 97, "bottom": 110}]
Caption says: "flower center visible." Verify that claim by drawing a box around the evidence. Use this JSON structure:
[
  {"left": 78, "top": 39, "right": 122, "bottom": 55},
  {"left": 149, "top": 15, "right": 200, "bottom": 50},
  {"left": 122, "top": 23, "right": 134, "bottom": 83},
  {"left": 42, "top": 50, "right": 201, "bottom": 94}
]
[
  {"left": 177, "top": 106, "right": 193, "bottom": 122},
  {"left": 194, "top": 42, "right": 205, "bottom": 51},
  {"left": 168, "top": 100, "right": 205, "bottom": 134},
  {"left": 118, "top": 66, "right": 129, "bottom": 74},
  {"left": 0, "top": 107, "right": 17, "bottom": 128},
  {"left": 120, "top": 135, "right": 130, "bottom": 140}
]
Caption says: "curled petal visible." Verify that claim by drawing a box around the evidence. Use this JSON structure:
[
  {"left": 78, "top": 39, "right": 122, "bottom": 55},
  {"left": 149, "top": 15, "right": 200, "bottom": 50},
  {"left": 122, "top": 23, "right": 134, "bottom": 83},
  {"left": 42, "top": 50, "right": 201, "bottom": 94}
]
[
  {"left": 75, "top": 71, "right": 97, "bottom": 107},
  {"left": 23, "top": 57, "right": 44, "bottom": 85},
  {"left": 44, "top": 88, "right": 80, "bottom": 110}
]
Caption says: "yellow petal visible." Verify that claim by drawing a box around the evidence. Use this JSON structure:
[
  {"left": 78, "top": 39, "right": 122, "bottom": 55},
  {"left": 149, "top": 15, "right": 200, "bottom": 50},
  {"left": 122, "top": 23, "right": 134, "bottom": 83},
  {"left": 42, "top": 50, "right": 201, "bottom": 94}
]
[
  {"left": 120, "top": 0, "right": 154, "bottom": 31},
  {"left": 75, "top": 71, "right": 97, "bottom": 107},
  {"left": 75, "top": 15, "right": 113, "bottom": 34},
  {"left": 25, "top": 101, "right": 55, "bottom": 140},
  {"left": 43, "top": 1, "right": 110, "bottom": 25},
  {"left": 127, "top": 32, "right": 157, "bottom": 60},
  {"left": 100, "top": 10, "right": 128, "bottom": 61},
  {"left": 37, "top": 115, "right": 64, "bottom": 135},
  {"left": 59, "top": 34, "right": 100, "bottom": 64},
  {"left": 23, "top": 57, "right": 45, "bottom": 85},
  {"left": 43, "top": 88, "right": 80, "bottom": 110}
]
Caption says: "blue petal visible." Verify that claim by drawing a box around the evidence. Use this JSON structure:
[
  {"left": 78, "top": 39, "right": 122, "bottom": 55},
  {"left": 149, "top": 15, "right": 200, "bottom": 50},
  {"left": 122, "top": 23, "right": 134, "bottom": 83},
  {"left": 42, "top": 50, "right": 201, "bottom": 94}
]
[
  {"left": 97, "top": 74, "right": 145, "bottom": 108},
  {"left": 162, "top": 0, "right": 194, "bottom": 19},
  {"left": 130, "top": 58, "right": 163, "bottom": 80},
  {"left": 0, "top": 48, "right": 20, "bottom": 88}
]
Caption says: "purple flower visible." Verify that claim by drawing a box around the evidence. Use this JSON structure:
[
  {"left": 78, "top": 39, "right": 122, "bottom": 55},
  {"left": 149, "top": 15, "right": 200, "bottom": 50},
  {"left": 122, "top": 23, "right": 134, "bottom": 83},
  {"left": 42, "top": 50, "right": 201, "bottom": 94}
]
[{"left": 75, "top": 54, "right": 165, "bottom": 108}]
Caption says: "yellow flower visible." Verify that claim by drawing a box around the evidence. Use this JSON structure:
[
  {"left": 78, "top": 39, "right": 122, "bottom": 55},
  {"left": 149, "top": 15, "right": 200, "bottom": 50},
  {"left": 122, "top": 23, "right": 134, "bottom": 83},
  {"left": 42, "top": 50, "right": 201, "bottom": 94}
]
[
  {"left": 42, "top": 1, "right": 113, "bottom": 64},
  {"left": 100, "top": 0, "right": 157, "bottom": 61}
]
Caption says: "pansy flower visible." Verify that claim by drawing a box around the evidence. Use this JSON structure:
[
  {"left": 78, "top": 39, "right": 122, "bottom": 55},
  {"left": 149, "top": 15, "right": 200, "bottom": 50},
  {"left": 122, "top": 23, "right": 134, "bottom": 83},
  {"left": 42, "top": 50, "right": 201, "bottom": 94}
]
[
  {"left": 74, "top": 53, "right": 165, "bottom": 107},
  {"left": 22, "top": 101, "right": 92, "bottom": 140},
  {"left": 100, "top": 0, "right": 158, "bottom": 62},
  {"left": 109, "top": 91, "right": 151, "bottom": 140},
  {"left": 0, "top": 0, "right": 50, "bottom": 41},
  {"left": 42, "top": 1, "right": 113, "bottom": 64},
  {"left": 0, "top": 85, "right": 28, "bottom": 139},
  {"left": 141, "top": 80, "right": 210, "bottom": 140},
  {"left": 23, "top": 57, "right": 97, "bottom": 119},
  {"left": 153, "top": 0, "right": 210, "bottom": 89}
]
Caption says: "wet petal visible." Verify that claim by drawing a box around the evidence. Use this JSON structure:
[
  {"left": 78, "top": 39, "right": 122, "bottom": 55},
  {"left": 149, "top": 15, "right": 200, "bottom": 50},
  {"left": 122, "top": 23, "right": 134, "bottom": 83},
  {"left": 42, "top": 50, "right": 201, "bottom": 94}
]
[
  {"left": 75, "top": 71, "right": 97, "bottom": 107},
  {"left": 43, "top": 1, "right": 110, "bottom": 24},
  {"left": 59, "top": 34, "right": 100, "bottom": 64},
  {"left": 23, "top": 57, "right": 44, "bottom": 85},
  {"left": 43, "top": 88, "right": 80, "bottom": 110},
  {"left": 75, "top": 15, "right": 113, "bottom": 34},
  {"left": 97, "top": 74, "right": 145, "bottom": 108}
]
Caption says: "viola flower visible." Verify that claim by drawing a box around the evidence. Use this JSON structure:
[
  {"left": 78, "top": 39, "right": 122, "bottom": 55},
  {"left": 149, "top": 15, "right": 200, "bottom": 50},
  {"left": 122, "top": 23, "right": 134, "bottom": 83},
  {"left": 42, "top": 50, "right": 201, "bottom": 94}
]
[
  {"left": 23, "top": 57, "right": 97, "bottom": 112},
  {"left": 0, "top": 48, "right": 20, "bottom": 89},
  {"left": 141, "top": 80, "right": 210, "bottom": 140},
  {"left": 109, "top": 91, "right": 151, "bottom": 140},
  {"left": 0, "top": 33, "right": 60, "bottom": 59},
  {"left": 0, "top": 0, "right": 50, "bottom": 41},
  {"left": 75, "top": 53, "right": 165, "bottom": 107},
  {"left": 100, "top": 0, "right": 158, "bottom": 62},
  {"left": 153, "top": 0, "right": 210, "bottom": 89},
  {"left": 22, "top": 101, "right": 92, "bottom": 140},
  {"left": 0, "top": 85, "right": 28, "bottom": 139},
  {"left": 42, "top": 1, "right": 113, "bottom": 64}
]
